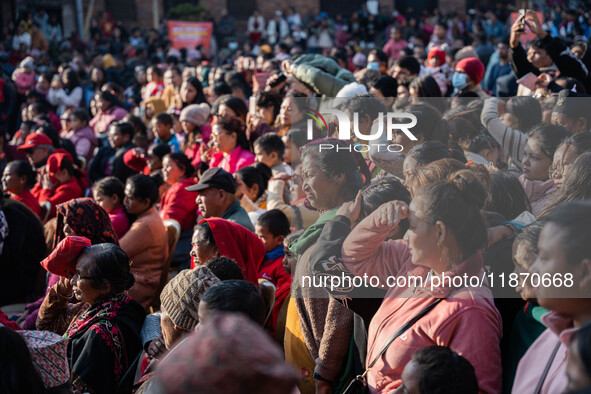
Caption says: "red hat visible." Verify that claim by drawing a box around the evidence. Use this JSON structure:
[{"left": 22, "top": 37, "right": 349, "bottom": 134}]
[
  {"left": 428, "top": 47, "right": 446, "bottom": 65},
  {"left": 41, "top": 236, "right": 91, "bottom": 277},
  {"left": 455, "top": 57, "right": 485, "bottom": 85},
  {"left": 46, "top": 152, "right": 74, "bottom": 174},
  {"left": 17, "top": 132, "right": 53, "bottom": 151},
  {"left": 123, "top": 149, "right": 147, "bottom": 173}
]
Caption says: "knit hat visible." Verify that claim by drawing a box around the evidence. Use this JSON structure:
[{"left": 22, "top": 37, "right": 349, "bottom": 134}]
[
  {"left": 20, "top": 56, "right": 34, "bottom": 70},
  {"left": 152, "top": 313, "right": 300, "bottom": 394},
  {"left": 352, "top": 52, "right": 367, "bottom": 68},
  {"left": 19, "top": 330, "right": 70, "bottom": 388},
  {"left": 428, "top": 46, "right": 447, "bottom": 65},
  {"left": 455, "top": 57, "right": 485, "bottom": 85},
  {"left": 160, "top": 266, "right": 220, "bottom": 330},
  {"left": 180, "top": 103, "right": 210, "bottom": 127}
]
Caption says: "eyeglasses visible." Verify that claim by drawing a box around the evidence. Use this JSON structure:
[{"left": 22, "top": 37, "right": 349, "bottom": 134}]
[{"left": 548, "top": 161, "right": 573, "bottom": 178}]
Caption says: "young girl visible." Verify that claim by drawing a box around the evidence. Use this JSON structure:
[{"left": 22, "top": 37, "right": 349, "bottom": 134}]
[
  {"left": 520, "top": 124, "right": 571, "bottom": 217},
  {"left": 93, "top": 176, "right": 130, "bottom": 238}
]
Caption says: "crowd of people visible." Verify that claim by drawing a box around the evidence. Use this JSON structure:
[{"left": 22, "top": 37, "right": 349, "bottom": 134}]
[{"left": 2, "top": 1, "right": 591, "bottom": 393}]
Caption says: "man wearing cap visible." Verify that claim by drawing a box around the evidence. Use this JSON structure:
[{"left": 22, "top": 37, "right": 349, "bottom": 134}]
[
  {"left": 187, "top": 167, "right": 255, "bottom": 231},
  {"left": 452, "top": 57, "right": 488, "bottom": 97},
  {"left": 552, "top": 89, "right": 591, "bottom": 134},
  {"left": 17, "top": 132, "right": 53, "bottom": 168}
]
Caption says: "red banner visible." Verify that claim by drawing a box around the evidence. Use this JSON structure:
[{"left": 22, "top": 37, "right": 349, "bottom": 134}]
[{"left": 167, "top": 21, "right": 213, "bottom": 55}]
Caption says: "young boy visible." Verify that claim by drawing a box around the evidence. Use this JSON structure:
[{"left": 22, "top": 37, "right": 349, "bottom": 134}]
[
  {"left": 152, "top": 113, "right": 180, "bottom": 153},
  {"left": 255, "top": 209, "right": 292, "bottom": 337},
  {"left": 254, "top": 133, "right": 292, "bottom": 203}
]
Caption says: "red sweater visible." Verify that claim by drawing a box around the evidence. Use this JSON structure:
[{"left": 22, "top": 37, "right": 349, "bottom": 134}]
[
  {"left": 33, "top": 177, "right": 83, "bottom": 218},
  {"left": 159, "top": 178, "right": 199, "bottom": 230},
  {"left": 258, "top": 255, "right": 292, "bottom": 336},
  {"left": 10, "top": 188, "right": 41, "bottom": 216}
]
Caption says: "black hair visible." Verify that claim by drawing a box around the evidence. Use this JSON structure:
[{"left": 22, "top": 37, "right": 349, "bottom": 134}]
[
  {"left": 528, "top": 124, "right": 572, "bottom": 159},
  {"left": 407, "top": 141, "right": 455, "bottom": 166},
  {"left": 419, "top": 171, "right": 488, "bottom": 259},
  {"left": 515, "top": 221, "right": 545, "bottom": 255},
  {"left": 37, "top": 124, "right": 60, "bottom": 147},
  {"left": 411, "top": 346, "right": 479, "bottom": 394},
  {"left": 220, "top": 96, "right": 248, "bottom": 123},
  {"left": 404, "top": 103, "right": 448, "bottom": 145},
  {"left": 571, "top": 320, "right": 591, "bottom": 383},
  {"left": 330, "top": 47, "right": 348, "bottom": 66},
  {"left": 147, "top": 65, "right": 163, "bottom": 77},
  {"left": 545, "top": 200, "right": 591, "bottom": 265},
  {"left": 541, "top": 152, "right": 591, "bottom": 218},
  {"left": 94, "top": 176, "right": 125, "bottom": 202},
  {"left": 112, "top": 121, "right": 134, "bottom": 140},
  {"left": 484, "top": 171, "right": 532, "bottom": 220},
  {"left": 396, "top": 56, "right": 421, "bottom": 76},
  {"left": 371, "top": 76, "right": 398, "bottom": 98},
  {"left": 286, "top": 129, "right": 308, "bottom": 149},
  {"left": 340, "top": 96, "right": 386, "bottom": 123},
  {"left": 254, "top": 133, "right": 285, "bottom": 160},
  {"left": 126, "top": 174, "right": 159, "bottom": 206},
  {"left": 194, "top": 221, "right": 216, "bottom": 245},
  {"left": 84, "top": 243, "right": 135, "bottom": 294},
  {"left": 164, "top": 152, "right": 196, "bottom": 178},
  {"left": 155, "top": 113, "right": 173, "bottom": 127},
  {"left": 235, "top": 163, "right": 272, "bottom": 200},
  {"left": 99, "top": 90, "right": 123, "bottom": 108},
  {"left": 409, "top": 75, "right": 442, "bottom": 97},
  {"left": 369, "top": 49, "right": 388, "bottom": 64},
  {"left": 71, "top": 108, "right": 89, "bottom": 123},
  {"left": 123, "top": 114, "right": 148, "bottom": 137},
  {"left": 150, "top": 143, "right": 172, "bottom": 160},
  {"left": 285, "top": 229, "right": 304, "bottom": 246},
  {"left": 7, "top": 160, "right": 37, "bottom": 188},
  {"left": 301, "top": 140, "right": 364, "bottom": 203},
  {"left": 508, "top": 97, "right": 542, "bottom": 132},
  {"left": 362, "top": 177, "right": 411, "bottom": 233},
  {"left": 558, "top": 132, "right": 591, "bottom": 157},
  {"left": 0, "top": 327, "right": 47, "bottom": 394},
  {"left": 257, "top": 209, "right": 290, "bottom": 237},
  {"left": 217, "top": 116, "right": 250, "bottom": 151},
  {"left": 62, "top": 67, "right": 81, "bottom": 91},
  {"left": 200, "top": 280, "right": 266, "bottom": 326},
  {"left": 206, "top": 256, "right": 244, "bottom": 281},
  {"left": 255, "top": 92, "right": 281, "bottom": 121},
  {"left": 554, "top": 76, "right": 587, "bottom": 94},
  {"left": 212, "top": 81, "right": 232, "bottom": 97},
  {"left": 183, "top": 77, "right": 207, "bottom": 105}
]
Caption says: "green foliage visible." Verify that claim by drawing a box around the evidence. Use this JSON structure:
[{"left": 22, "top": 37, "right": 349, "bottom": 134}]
[{"left": 167, "top": 3, "right": 206, "bottom": 21}]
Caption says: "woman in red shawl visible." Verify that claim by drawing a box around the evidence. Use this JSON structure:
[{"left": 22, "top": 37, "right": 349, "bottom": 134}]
[
  {"left": 190, "top": 218, "right": 265, "bottom": 285},
  {"left": 22, "top": 198, "right": 118, "bottom": 329}
]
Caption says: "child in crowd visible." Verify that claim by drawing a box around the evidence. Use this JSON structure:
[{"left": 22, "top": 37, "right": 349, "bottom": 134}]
[
  {"left": 62, "top": 109, "right": 97, "bottom": 171},
  {"left": 256, "top": 209, "right": 292, "bottom": 337},
  {"left": 152, "top": 113, "right": 180, "bottom": 153},
  {"left": 395, "top": 346, "right": 478, "bottom": 394},
  {"left": 93, "top": 176, "right": 130, "bottom": 238},
  {"left": 254, "top": 133, "right": 292, "bottom": 204}
]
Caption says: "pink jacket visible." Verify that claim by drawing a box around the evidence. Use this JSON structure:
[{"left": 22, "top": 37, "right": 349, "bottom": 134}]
[
  {"left": 14, "top": 71, "right": 35, "bottom": 95},
  {"left": 512, "top": 312, "right": 574, "bottom": 394},
  {"left": 89, "top": 106, "right": 128, "bottom": 136},
  {"left": 519, "top": 175, "right": 556, "bottom": 217},
  {"left": 209, "top": 146, "right": 255, "bottom": 174},
  {"left": 341, "top": 212, "right": 503, "bottom": 394}
]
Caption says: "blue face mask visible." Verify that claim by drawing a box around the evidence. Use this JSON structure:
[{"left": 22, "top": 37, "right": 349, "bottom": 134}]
[{"left": 452, "top": 72, "right": 468, "bottom": 90}]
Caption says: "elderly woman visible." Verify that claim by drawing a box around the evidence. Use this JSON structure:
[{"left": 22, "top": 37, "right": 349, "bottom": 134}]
[
  {"left": 285, "top": 140, "right": 363, "bottom": 394},
  {"left": 22, "top": 197, "right": 119, "bottom": 330},
  {"left": 189, "top": 218, "right": 265, "bottom": 286},
  {"left": 37, "top": 240, "right": 145, "bottom": 394},
  {"left": 340, "top": 170, "right": 502, "bottom": 393},
  {"left": 121, "top": 174, "right": 168, "bottom": 309}
]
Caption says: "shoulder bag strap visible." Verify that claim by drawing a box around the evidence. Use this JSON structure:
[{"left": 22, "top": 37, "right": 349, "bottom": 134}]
[{"left": 534, "top": 339, "right": 562, "bottom": 394}]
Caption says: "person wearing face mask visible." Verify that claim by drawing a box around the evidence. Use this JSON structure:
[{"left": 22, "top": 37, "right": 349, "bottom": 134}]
[{"left": 451, "top": 57, "right": 488, "bottom": 97}]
